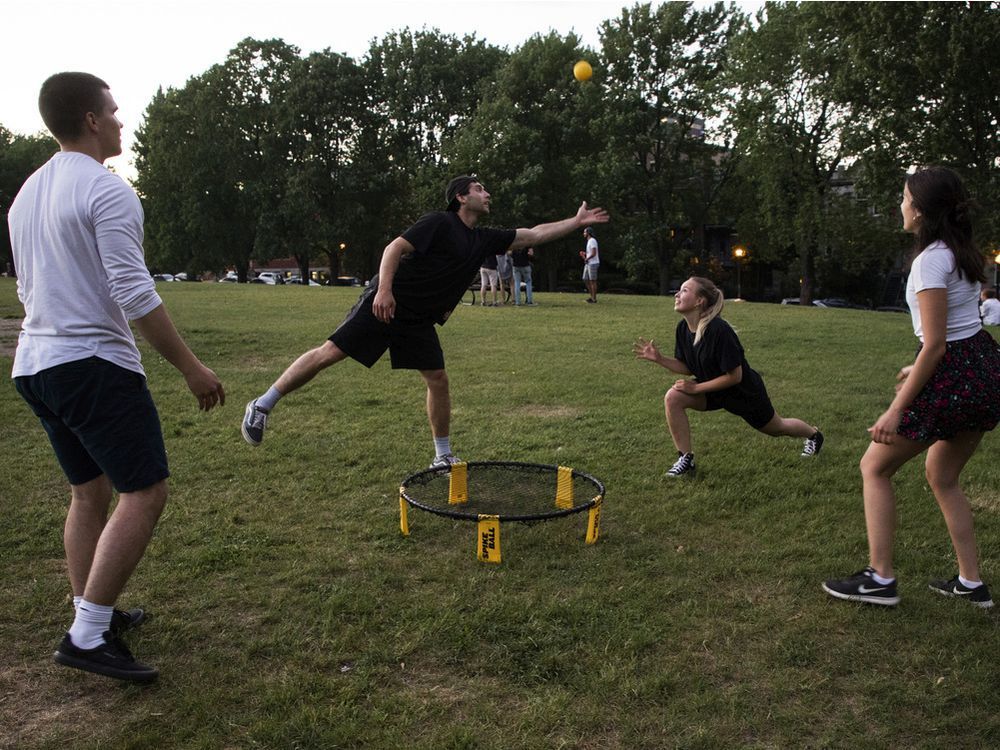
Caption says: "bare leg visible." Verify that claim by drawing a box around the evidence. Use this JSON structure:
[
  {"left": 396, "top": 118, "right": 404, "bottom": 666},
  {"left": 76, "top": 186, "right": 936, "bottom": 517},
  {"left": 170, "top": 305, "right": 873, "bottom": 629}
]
[
  {"left": 420, "top": 369, "right": 450, "bottom": 439},
  {"left": 664, "top": 388, "right": 707, "bottom": 455},
  {"left": 274, "top": 341, "right": 348, "bottom": 396},
  {"left": 65, "top": 474, "right": 114, "bottom": 597},
  {"left": 858, "top": 437, "right": 929, "bottom": 579},
  {"left": 758, "top": 413, "right": 817, "bottom": 439},
  {"left": 82, "top": 480, "right": 168, "bottom": 606},
  {"left": 925, "top": 431, "right": 985, "bottom": 581}
]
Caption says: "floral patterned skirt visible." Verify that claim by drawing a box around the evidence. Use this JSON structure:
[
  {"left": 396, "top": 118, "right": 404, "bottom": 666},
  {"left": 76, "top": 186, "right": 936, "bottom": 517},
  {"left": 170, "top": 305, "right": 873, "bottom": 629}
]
[{"left": 898, "top": 328, "right": 1000, "bottom": 442}]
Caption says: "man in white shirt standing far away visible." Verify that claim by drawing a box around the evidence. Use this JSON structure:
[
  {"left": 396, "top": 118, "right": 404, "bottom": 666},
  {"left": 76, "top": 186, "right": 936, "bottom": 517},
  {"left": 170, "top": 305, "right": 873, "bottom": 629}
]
[
  {"left": 582, "top": 226, "right": 600, "bottom": 303},
  {"left": 8, "top": 72, "right": 225, "bottom": 683}
]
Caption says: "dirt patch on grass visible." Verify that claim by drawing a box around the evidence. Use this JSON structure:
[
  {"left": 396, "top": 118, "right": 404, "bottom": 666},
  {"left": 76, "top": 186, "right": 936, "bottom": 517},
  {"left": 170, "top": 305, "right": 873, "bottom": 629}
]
[
  {"left": 0, "top": 318, "right": 20, "bottom": 359},
  {"left": 514, "top": 404, "right": 582, "bottom": 419},
  {"left": 0, "top": 662, "right": 120, "bottom": 749}
]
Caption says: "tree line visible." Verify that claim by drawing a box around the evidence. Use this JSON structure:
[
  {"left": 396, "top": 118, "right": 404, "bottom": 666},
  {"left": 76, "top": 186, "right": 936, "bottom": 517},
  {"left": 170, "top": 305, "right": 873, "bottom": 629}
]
[{"left": 2, "top": 1, "right": 998, "bottom": 303}]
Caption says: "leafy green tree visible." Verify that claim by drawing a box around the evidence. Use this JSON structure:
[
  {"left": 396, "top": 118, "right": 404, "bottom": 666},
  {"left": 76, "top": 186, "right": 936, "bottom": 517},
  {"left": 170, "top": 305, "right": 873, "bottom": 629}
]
[
  {"left": 725, "top": 1, "right": 870, "bottom": 303},
  {"left": 596, "top": 1, "right": 742, "bottom": 294},
  {"left": 134, "top": 38, "right": 299, "bottom": 281},
  {"left": 262, "top": 49, "right": 370, "bottom": 281},
  {"left": 445, "top": 31, "right": 600, "bottom": 290},
  {"left": 0, "top": 127, "right": 57, "bottom": 274},
  {"left": 816, "top": 1, "right": 1000, "bottom": 248},
  {"left": 362, "top": 28, "right": 509, "bottom": 247}
]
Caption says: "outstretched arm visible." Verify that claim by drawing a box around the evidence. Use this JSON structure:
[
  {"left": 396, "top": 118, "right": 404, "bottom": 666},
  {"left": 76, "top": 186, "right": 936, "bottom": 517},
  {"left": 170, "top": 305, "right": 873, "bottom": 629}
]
[
  {"left": 633, "top": 337, "right": 692, "bottom": 375},
  {"left": 509, "top": 202, "right": 609, "bottom": 251}
]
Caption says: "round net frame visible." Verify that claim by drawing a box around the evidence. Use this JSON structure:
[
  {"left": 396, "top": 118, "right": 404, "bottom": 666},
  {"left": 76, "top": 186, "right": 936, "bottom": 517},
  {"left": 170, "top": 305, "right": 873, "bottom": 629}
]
[{"left": 399, "top": 460, "right": 604, "bottom": 523}]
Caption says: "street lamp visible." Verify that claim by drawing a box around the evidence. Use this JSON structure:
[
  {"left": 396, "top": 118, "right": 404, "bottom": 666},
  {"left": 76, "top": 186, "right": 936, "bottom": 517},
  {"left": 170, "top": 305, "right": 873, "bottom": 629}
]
[{"left": 732, "top": 245, "right": 748, "bottom": 300}]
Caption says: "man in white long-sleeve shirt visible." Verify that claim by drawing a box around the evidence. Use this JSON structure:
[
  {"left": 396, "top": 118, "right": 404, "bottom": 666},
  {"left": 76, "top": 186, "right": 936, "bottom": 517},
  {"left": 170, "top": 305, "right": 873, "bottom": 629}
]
[{"left": 9, "top": 72, "right": 225, "bottom": 683}]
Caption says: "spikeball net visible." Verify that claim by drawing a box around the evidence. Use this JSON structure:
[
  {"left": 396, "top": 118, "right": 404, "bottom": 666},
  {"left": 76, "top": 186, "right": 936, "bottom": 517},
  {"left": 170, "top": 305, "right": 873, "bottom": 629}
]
[{"left": 398, "top": 461, "right": 605, "bottom": 563}]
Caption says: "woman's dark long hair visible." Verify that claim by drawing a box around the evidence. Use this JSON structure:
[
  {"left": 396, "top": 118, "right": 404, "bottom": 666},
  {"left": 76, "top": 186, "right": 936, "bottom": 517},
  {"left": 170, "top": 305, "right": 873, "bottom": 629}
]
[{"left": 905, "top": 166, "right": 985, "bottom": 283}]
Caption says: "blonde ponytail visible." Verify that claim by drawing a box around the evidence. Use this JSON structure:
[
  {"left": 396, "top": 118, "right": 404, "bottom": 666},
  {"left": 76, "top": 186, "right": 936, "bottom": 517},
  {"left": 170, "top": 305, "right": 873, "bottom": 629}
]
[{"left": 689, "top": 276, "right": 725, "bottom": 345}]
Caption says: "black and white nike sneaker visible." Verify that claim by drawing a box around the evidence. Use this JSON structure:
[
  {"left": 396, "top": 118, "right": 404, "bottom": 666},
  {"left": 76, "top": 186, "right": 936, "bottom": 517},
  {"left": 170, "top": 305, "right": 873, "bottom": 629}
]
[
  {"left": 928, "top": 576, "right": 993, "bottom": 609},
  {"left": 822, "top": 566, "right": 900, "bottom": 606}
]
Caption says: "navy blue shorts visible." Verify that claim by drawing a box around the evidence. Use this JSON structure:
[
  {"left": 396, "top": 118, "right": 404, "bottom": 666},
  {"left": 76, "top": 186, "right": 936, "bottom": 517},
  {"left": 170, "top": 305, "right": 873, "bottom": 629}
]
[
  {"left": 15, "top": 357, "right": 169, "bottom": 492},
  {"left": 330, "top": 289, "right": 445, "bottom": 371}
]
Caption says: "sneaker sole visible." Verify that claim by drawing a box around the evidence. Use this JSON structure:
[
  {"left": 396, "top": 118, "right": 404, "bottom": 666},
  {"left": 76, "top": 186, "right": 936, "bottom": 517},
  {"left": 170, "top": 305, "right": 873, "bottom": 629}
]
[
  {"left": 822, "top": 583, "right": 900, "bottom": 606},
  {"left": 928, "top": 585, "right": 994, "bottom": 608},
  {"left": 54, "top": 651, "right": 159, "bottom": 683},
  {"left": 241, "top": 422, "right": 262, "bottom": 446}
]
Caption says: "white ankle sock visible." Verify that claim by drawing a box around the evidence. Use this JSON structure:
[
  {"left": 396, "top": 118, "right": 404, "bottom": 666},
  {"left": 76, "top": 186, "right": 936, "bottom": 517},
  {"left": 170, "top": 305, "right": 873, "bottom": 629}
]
[
  {"left": 256, "top": 386, "right": 282, "bottom": 412},
  {"left": 871, "top": 571, "right": 895, "bottom": 585},
  {"left": 434, "top": 436, "right": 452, "bottom": 458},
  {"left": 67, "top": 600, "right": 114, "bottom": 649},
  {"left": 959, "top": 575, "right": 982, "bottom": 589}
]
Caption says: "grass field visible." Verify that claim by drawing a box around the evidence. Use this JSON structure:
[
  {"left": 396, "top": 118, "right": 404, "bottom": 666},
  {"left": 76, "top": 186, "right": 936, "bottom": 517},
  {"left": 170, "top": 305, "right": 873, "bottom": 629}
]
[{"left": 1, "top": 278, "right": 998, "bottom": 749}]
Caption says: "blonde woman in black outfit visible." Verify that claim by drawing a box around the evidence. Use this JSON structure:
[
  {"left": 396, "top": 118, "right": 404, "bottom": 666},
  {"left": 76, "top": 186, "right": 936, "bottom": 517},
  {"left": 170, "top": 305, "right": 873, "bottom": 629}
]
[{"left": 634, "top": 276, "right": 823, "bottom": 477}]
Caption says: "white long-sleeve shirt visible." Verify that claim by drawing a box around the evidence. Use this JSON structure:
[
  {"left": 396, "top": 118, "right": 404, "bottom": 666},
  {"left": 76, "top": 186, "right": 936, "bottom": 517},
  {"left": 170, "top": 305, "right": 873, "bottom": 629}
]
[{"left": 9, "top": 151, "right": 162, "bottom": 377}]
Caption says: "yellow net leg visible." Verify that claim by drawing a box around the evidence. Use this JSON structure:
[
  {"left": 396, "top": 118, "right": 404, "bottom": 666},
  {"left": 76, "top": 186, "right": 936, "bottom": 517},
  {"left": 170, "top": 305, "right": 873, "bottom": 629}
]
[
  {"left": 555, "top": 465, "right": 574, "bottom": 509},
  {"left": 449, "top": 462, "right": 469, "bottom": 505},
  {"left": 585, "top": 498, "right": 602, "bottom": 544},
  {"left": 399, "top": 493, "right": 410, "bottom": 536},
  {"left": 477, "top": 515, "right": 501, "bottom": 563}
]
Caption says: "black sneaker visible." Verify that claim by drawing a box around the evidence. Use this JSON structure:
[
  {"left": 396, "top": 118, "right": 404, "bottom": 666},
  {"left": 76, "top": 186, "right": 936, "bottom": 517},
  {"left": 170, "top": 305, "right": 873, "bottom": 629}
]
[
  {"left": 53, "top": 631, "right": 158, "bottom": 683},
  {"left": 802, "top": 430, "right": 824, "bottom": 457},
  {"left": 665, "top": 452, "right": 695, "bottom": 477},
  {"left": 822, "top": 566, "right": 900, "bottom": 606},
  {"left": 928, "top": 576, "right": 994, "bottom": 609},
  {"left": 241, "top": 399, "right": 269, "bottom": 446},
  {"left": 110, "top": 607, "right": 147, "bottom": 636}
]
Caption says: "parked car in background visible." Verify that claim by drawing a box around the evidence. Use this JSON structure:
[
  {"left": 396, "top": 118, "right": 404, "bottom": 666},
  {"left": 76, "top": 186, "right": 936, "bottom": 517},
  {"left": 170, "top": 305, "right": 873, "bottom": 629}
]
[
  {"left": 255, "top": 272, "right": 284, "bottom": 285},
  {"left": 174, "top": 272, "right": 201, "bottom": 282},
  {"left": 287, "top": 275, "right": 321, "bottom": 286},
  {"left": 812, "top": 298, "right": 870, "bottom": 310},
  {"left": 218, "top": 272, "right": 238, "bottom": 283},
  {"left": 152, "top": 273, "right": 174, "bottom": 282},
  {"left": 330, "top": 276, "right": 362, "bottom": 287}
]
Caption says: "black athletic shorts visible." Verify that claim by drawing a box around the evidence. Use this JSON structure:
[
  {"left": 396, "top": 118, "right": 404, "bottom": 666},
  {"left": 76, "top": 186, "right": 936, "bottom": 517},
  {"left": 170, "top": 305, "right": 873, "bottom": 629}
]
[
  {"left": 15, "top": 357, "right": 170, "bottom": 492},
  {"left": 704, "top": 384, "right": 776, "bottom": 431},
  {"left": 329, "top": 289, "right": 445, "bottom": 371}
]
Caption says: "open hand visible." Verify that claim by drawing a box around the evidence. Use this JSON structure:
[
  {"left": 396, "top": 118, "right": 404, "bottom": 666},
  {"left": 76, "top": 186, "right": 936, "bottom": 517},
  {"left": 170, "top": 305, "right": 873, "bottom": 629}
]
[
  {"left": 576, "top": 201, "right": 610, "bottom": 226},
  {"left": 633, "top": 337, "right": 660, "bottom": 363}
]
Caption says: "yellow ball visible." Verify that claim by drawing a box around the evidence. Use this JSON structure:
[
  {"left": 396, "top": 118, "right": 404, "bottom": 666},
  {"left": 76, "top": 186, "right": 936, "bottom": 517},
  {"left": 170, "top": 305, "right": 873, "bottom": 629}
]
[{"left": 573, "top": 60, "right": 593, "bottom": 82}]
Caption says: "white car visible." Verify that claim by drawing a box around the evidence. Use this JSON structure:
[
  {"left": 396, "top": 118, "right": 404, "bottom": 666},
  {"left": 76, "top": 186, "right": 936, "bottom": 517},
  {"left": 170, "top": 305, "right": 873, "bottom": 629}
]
[{"left": 255, "top": 272, "right": 285, "bottom": 285}]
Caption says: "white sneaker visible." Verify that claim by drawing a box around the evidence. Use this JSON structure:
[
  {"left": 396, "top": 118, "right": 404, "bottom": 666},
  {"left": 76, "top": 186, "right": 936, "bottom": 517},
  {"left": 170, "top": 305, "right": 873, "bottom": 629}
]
[{"left": 429, "top": 453, "right": 463, "bottom": 469}]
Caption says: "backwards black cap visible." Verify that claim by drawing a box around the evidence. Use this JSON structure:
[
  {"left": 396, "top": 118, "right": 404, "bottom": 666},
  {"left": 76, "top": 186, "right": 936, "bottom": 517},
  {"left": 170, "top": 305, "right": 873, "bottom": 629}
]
[{"left": 445, "top": 175, "right": 479, "bottom": 212}]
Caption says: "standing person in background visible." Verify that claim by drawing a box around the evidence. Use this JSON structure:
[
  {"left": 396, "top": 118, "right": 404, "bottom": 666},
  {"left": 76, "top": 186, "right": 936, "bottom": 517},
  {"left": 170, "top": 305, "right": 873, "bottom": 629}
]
[
  {"left": 980, "top": 288, "right": 1000, "bottom": 325},
  {"left": 9, "top": 72, "right": 225, "bottom": 683},
  {"left": 480, "top": 250, "right": 500, "bottom": 307},
  {"left": 496, "top": 248, "right": 514, "bottom": 305},
  {"left": 823, "top": 166, "right": 999, "bottom": 608},
  {"left": 582, "top": 227, "right": 600, "bottom": 303},
  {"left": 511, "top": 246, "right": 535, "bottom": 306}
]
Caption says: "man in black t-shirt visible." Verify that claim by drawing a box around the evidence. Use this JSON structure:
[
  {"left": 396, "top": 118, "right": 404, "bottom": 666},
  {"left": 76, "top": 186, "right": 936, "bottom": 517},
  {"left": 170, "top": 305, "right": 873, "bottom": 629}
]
[{"left": 242, "top": 175, "right": 609, "bottom": 468}]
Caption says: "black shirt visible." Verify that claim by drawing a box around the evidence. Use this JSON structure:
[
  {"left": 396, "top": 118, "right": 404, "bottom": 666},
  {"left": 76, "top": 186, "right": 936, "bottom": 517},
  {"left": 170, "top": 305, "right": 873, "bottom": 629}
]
[
  {"left": 373, "top": 211, "right": 515, "bottom": 325},
  {"left": 673, "top": 317, "right": 766, "bottom": 399},
  {"left": 511, "top": 247, "right": 532, "bottom": 267}
]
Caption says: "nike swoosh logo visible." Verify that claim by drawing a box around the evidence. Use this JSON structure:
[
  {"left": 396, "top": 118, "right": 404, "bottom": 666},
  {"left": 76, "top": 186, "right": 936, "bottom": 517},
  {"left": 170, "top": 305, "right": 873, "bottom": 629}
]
[
  {"left": 857, "top": 585, "right": 889, "bottom": 594},
  {"left": 952, "top": 587, "right": 972, "bottom": 596}
]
